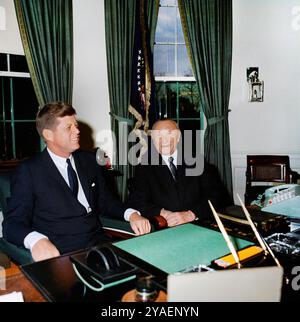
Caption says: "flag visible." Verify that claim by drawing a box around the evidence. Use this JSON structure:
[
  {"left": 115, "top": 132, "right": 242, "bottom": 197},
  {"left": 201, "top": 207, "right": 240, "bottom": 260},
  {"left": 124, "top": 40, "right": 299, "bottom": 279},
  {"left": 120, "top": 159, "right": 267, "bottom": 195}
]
[{"left": 130, "top": 0, "right": 156, "bottom": 133}]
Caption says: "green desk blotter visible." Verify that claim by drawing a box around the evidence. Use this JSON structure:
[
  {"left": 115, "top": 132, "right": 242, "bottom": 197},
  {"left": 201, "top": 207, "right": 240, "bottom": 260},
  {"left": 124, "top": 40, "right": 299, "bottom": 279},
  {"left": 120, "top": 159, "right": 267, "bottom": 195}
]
[{"left": 114, "top": 224, "right": 252, "bottom": 274}]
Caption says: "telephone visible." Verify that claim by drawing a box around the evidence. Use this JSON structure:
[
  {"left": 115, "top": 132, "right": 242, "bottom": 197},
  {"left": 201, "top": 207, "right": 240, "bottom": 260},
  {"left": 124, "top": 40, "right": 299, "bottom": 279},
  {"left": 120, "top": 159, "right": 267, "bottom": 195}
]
[
  {"left": 258, "top": 184, "right": 300, "bottom": 220},
  {"left": 70, "top": 244, "right": 137, "bottom": 291},
  {"left": 262, "top": 184, "right": 300, "bottom": 208}
]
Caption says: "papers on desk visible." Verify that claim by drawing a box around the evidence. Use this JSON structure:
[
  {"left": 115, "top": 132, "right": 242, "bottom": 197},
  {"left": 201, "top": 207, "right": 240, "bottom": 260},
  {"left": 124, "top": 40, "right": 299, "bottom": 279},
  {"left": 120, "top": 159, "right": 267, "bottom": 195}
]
[
  {"left": 102, "top": 226, "right": 135, "bottom": 236},
  {"left": 0, "top": 291, "right": 24, "bottom": 302}
]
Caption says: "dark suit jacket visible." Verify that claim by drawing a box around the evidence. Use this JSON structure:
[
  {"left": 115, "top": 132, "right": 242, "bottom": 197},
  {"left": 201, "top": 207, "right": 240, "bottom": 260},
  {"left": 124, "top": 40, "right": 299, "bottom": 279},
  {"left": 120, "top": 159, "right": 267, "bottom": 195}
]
[
  {"left": 128, "top": 150, "right": 230, "bottom": 222},
  {"left": 3, "top": 149, "right": 126, "bottom": 254}
]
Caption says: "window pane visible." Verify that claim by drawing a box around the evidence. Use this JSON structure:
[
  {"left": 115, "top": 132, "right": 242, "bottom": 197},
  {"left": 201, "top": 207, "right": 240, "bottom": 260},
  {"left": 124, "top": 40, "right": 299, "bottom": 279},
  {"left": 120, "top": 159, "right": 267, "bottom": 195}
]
[
  {"left": 12, "top": 78, "right": 39, "bottom": 120},
  {"left": 177, "top": 9, "right": 184, "bottom": 43},
  {"left": 0, "top": 123, "right": 13, "bottom": 159},
  {"left": 155, "top": 82, "right": 201, "bottom": 121},
  {"left": 0, "top": 77, "right": 11, "bottom": 120},
  {"left": 0, "top": 53, "right": 8, "bottom": 71},
  {"left": 154, "top": 45, "right": 175, "bottom": 76},
  {"left": 160, "top": 0, "right": 176, "bottom": 6},
  {"left": 155, "top": 7, "right": 176, "bottom": 43},
  {"left": 177, "top": 45, "right": 193, "bottom": 77},
  {"left": 155, "top": 82, "right": 167, "bottom": 118},
  {"left": 10, "top": 54, "right": 29, "bottom": 73},
  {"left": 178, "top": 82, "right": 200, "bottom": 118},
  {"left": 179, "top": 120, "right": 201, "bottom": 131},
  {"left": 15, "top": 123, "right": 40, "bottom": 159},
  {"left": 166, "top": 83, "right": 177, "bottom": 118}
]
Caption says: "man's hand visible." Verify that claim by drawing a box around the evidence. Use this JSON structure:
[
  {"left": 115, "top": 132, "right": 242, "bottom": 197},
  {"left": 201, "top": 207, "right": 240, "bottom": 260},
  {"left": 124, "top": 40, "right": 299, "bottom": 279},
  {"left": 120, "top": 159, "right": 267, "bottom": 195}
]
[
  {"left": 31, "top": 238, "right": 60, "bottom": 262},
  {"left": 160, "top": 208, "right": 173, "bottom": 219},
  {"left": 160, "top": 209, "right": 196, "bottom": 227},
  {"left": 129, "top": 212, "right": 151, "bottom": 235}
]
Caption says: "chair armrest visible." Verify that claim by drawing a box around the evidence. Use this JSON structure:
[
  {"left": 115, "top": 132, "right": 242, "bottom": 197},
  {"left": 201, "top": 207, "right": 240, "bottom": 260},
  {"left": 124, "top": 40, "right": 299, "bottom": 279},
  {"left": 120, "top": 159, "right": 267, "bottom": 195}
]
[
  {"left": 289, "top": 170, "right": 300, "bottom": 183},
  {"left": 148, "top": 215, "right": 168, "bottom": 230},
  {"left": 0, "top": 238, "right": 33, "bottom": 265}
]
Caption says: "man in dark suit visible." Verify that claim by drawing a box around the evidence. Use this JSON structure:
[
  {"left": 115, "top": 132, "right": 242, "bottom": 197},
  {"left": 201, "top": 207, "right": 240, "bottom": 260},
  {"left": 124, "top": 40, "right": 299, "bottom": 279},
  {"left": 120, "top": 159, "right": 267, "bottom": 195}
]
[
  {"left": 2, "top": 102, "right": 151, "bottom": 262},
  {"left": 128, "top": 119, "right": 230, "bottom": 227}
]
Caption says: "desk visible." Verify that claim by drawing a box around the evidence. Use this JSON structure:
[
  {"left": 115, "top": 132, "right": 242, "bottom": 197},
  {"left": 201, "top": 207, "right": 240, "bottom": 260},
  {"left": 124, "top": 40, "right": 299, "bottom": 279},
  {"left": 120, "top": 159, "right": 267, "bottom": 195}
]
[
  {"left": 19, "top": 249, "right": 167, "bottom": 302},
  {"left": 10, "top": 224, "right": 262, "bottom": 302},
  {"left": 1, "top": 224, "right": 299, "bottom": 302},
  {"left": 1, "top": 254, "right": 141, "bottom": 302},
  {"left": 0, "top": 262, "right": 46, "bottom": 302}
]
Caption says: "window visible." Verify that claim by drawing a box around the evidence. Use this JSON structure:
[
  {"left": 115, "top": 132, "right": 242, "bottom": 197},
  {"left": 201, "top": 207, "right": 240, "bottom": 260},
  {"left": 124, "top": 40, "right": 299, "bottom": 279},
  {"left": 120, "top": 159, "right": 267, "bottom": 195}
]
[
  {"left": 0, "top": 53, "right": 40, "bottom": 160},
  {"left": 154, "top": 0, "right": 203, "bottom": 131}
]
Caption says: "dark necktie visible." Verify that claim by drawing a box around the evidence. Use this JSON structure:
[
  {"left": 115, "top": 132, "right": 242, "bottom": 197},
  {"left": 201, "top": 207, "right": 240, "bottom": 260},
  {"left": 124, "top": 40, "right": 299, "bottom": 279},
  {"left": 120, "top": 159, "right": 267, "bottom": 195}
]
[
  {"left": 66, "top": 158, "right": 79, "bottom": 197},
  {"left": 168, "top": 156, "right": 177, "bottom": 181}
]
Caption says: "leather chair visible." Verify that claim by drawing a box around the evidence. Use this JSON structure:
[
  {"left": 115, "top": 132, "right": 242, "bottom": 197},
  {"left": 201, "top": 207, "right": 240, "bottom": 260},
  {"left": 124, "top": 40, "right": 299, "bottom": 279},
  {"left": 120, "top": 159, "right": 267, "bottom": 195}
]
[
  {"left": 0, "top": 168, "right": 33, "bottom": 265},
  {"left": 245, "top": 155, "right": 300, "bottom": 206}
]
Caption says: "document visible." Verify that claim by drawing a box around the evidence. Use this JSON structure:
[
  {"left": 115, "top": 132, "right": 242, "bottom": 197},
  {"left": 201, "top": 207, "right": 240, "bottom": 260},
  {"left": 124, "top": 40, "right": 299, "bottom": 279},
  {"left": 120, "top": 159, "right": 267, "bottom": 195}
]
[{"left": 0, "top": 291, "right": 24, "bottom": 302}]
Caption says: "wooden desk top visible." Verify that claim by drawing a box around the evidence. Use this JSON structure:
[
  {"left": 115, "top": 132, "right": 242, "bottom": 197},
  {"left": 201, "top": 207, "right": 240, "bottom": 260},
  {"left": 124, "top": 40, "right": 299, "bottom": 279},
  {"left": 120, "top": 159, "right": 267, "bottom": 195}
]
[{"left": 0, "top": 262, "right": 46, "bottom": 302}]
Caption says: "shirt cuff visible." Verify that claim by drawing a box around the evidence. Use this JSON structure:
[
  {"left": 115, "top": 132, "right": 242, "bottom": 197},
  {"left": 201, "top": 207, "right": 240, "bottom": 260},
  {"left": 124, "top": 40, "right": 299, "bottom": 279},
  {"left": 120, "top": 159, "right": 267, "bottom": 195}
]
[
  {"left": 124, "top": 208, "right": 141, "bottom": 221},
  {"left": 24, "top": 231, "right": 49, "bottom": 251}
]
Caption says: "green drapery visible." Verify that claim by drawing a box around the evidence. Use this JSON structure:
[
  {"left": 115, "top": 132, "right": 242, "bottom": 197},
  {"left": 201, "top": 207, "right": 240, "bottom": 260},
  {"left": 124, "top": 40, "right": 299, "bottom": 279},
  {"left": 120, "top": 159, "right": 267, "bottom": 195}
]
[
  {"left": 105, "top": 0, "right": 159, "bottom": 201},
  {"left": 105, "top": 0, "right": 137, "bottom": 202},
  {"left": 14, "top": 0, "right": 73, "bottom": 106},
  {"left": 178, "top": 0, "right": 233, "bottom": 200},
  {"left": 146, "top": 0, "right": 159, "bottom": 53}
]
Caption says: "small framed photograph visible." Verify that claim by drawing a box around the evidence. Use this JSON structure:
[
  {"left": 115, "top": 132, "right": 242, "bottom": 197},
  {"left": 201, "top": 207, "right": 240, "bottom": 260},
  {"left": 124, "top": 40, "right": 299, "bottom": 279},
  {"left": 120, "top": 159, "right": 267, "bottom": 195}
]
[{"left": 249, "top": 81, "right": 264, "bottom": 102}]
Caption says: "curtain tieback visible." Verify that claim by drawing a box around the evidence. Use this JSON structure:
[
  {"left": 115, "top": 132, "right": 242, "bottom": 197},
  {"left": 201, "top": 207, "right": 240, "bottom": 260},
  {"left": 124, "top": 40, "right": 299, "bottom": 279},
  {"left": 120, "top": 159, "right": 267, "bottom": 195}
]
[
  {"left": 109, "top": 112, "right": 134, "bottom": 126},
  {"left": 207, "top": 110, "right": 231, "bottom": 126}
]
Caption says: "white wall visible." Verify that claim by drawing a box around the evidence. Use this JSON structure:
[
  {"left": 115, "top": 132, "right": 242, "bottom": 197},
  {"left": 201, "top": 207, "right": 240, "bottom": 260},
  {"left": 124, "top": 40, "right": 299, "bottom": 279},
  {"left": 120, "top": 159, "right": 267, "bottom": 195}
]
[
  {"left": 0, "top": 0, "right": 23, "bottom": 54},
  {"left": 72, "top": 0, "right": 112, "bottom": 156},
  {"left": 230, "top": 0, "right": 300, "bottom": 203}
]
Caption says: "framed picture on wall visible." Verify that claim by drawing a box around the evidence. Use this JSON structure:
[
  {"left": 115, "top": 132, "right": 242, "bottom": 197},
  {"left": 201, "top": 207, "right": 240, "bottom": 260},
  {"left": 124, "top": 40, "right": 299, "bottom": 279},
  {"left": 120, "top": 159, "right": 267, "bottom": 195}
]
[{"left": 249, "top": 81, "right": 264, "bottom": 102}]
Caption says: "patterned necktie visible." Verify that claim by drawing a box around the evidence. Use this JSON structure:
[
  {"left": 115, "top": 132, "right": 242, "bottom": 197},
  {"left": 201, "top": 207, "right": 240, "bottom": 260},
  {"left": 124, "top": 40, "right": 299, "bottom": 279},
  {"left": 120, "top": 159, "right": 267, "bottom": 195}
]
[
  {"left": 66, "top": 158, "right": 79, "bottom": 197},
  {"left": 168, "top": 156, "right": 177, "bottom": 181}
]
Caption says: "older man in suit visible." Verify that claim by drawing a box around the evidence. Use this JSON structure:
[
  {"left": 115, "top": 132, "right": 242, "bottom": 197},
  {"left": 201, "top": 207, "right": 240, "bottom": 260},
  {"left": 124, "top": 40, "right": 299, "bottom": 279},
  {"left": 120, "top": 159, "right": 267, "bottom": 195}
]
[
  {"left": 128, "top": 119, "right": 230, "bottom": 227},
  {"left": 2, "top": 102, "right": 151, "bottom": 262}
]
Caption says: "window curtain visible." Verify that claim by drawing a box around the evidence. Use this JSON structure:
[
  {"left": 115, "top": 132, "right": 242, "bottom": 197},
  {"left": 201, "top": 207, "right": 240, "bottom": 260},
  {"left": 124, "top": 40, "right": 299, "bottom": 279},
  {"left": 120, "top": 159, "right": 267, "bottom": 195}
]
[
  {"left": 147, "top": 0, "right": 159, "bottom": 53},
  {"left": 105, "top": 0, "right": 159, "bottom": 201},
  {"left": 14, "top": 0, "right": 73, "bottom": 106},
  {"left": 105, "top": 0, "right": 137, "bottom": 202},
  {"left": 146, "top": 0, "right": 159, "bottom": 127},
  {"left": 178, "top": 0, "right": 233, "bottom": 200}
]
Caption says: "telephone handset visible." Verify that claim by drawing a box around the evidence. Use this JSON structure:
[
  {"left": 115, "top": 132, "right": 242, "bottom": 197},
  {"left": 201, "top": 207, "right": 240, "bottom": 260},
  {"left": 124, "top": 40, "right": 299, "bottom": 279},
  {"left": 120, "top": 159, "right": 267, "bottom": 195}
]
[
  {"left": 262, "top": 184, "right": 300, "bottom": 208},
  {"left": 86, "top": 245, "right": 121, "bottom": 273},
  {"left": 70, "top": 244, "right": 137, "bottom": 290}
]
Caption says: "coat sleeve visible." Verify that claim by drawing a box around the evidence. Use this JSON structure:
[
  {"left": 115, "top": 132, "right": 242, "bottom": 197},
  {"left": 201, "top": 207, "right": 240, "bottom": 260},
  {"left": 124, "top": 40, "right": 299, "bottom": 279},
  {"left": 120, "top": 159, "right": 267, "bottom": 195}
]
[{"left": 3, "top": 163, "right": 35, "bottom": 247}]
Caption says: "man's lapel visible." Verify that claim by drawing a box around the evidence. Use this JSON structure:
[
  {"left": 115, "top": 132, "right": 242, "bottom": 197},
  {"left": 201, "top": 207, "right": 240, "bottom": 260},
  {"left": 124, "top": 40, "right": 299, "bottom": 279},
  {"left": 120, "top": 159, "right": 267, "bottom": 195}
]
[{"left": 42, "top": 149, "right": 71, "bottom": 194}]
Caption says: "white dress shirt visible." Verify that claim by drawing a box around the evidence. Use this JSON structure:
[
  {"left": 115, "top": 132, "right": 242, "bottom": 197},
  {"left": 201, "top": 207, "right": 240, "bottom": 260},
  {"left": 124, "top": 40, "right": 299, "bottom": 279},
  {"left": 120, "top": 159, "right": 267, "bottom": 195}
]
[
  {"left": 161, "top": 150, "right": 178, "bottom": 170},
  {"left": 24, "top": 149, "right": 138, "bottom": 251}
]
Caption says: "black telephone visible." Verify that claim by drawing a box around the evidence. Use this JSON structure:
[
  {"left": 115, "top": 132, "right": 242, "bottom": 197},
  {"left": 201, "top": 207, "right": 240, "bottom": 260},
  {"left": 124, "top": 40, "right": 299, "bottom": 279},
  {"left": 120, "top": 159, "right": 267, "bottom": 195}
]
[{"left": 70, "top": 244, "right": 137, "bottom": 287}]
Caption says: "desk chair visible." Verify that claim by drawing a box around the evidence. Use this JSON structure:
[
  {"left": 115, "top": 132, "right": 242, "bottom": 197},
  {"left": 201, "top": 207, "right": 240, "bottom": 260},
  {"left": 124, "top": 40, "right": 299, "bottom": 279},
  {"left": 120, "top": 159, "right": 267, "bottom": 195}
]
[
  {"left": 245, "top": 155, "right": 300, "bottom": 206},
  {"left": 0, "top": 169, "right": 33, "bottom": 265}
]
